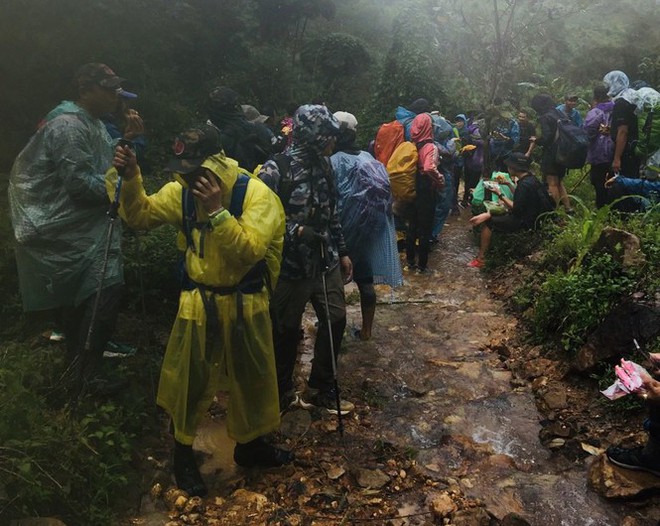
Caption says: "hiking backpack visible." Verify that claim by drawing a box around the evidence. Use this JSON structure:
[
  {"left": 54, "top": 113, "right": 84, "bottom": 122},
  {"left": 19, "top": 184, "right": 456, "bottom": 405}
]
[
  {"left": 334, "top": 152, "right": 392, "bottom": 243},
  {"left": 386, "top": 141, "right": 418, "bottom": 202},
  {"left": 374, "top": 120, "right": 405, "bottom": 166},
  {"left": 554, "top": 116, "right": 589, "bottom": 169},
  {"left": 636, "top": 103, "right": 660, "bottom": 159}
]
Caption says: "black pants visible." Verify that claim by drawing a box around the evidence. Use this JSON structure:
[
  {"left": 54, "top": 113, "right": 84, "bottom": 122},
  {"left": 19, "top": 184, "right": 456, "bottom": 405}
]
[
  {"left": 271, "top": 266, "right": 346, "bottom": 394},
  {"left": 59, "top": 283, "right": 123, "bottom": 376},
  {"left": 405, "top": 177, "right": 436, "bottom": 270},
  {"left": 590, "top": 163, "right": 612, "bottom": 209}
]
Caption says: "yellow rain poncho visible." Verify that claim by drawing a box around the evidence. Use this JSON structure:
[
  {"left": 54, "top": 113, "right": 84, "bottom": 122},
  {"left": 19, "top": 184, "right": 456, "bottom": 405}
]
[{"left": 107, "top": 154, "right": 285, "bottom": 444}]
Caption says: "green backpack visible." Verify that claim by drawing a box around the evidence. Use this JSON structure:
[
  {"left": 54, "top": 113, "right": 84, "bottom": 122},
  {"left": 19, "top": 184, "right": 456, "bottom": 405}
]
[{"left": 636, "top": 103, "right": 660, "bottom": 158}]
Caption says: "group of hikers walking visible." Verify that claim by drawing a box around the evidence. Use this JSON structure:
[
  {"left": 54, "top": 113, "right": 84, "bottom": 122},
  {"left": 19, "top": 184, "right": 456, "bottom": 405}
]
[{"left": 7, "top": 62, "right": 660, "bottom": 497}]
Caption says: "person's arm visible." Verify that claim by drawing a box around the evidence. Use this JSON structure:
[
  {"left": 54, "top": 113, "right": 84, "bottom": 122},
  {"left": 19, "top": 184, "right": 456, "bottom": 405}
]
[
  {"left": 494, "top": 188, "right": 514, "bottom": 210},
  {"left": 583, "top": 109, "right": 601, "bottom": 140},
  {"left": 107, "top": 145, "right": 182, "bottom": 229},
  {"left": 612, "top": 125, "right": 628, "bottom": 174},
  {"left": 49, "top": 118, "right": 109, "bottom": 205}
]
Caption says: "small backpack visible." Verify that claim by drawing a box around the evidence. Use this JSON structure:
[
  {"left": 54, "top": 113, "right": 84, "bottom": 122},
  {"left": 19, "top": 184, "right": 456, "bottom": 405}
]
[
  {"left": 386, "top": 141, "right": 418, "bottom": 202},
  {"left": 374, "top": 120, "right": 405, "bottom": 166},
  {"left": 554, "top": 115, "right": 589, "bottom": 169},
  {"left": 636, "top": 103, "right": 660, "bottom": 159}
]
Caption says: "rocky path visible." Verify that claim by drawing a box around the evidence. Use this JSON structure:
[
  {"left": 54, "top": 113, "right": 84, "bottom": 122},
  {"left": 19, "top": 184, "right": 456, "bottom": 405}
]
[{"left": 132, "top": 212, "right": 651, "bottom": 526}]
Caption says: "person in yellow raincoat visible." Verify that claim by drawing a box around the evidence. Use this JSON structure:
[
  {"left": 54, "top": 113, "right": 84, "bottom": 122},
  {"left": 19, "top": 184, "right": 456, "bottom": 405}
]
[{"left": 109, "top": 123, "right": 293, "bottom": 497}]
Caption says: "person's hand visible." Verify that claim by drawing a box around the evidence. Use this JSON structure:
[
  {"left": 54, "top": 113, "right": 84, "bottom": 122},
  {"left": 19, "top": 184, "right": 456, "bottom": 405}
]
[
  {"left": 469, "top": 212, "right": 491, "bottom": 226},
  {"left": 612, "top": 157, "right": 621, "bottom": 174},
  {"left": 297, "top": 226, "right": 318, "bottom": 244},
  {"left": 640, "top": 373, "right": 660, "bottom": 402},
  {"left": 113, "top": 144, "right": 138, "bottom": 179},
  {"left": 340, "top": 255, "right": 353, "bottom": 283},
  {"left": 123, "top": 109, "right": 145, "bottom": 140},
  {"left": 192, "top": 172, "right": 223, "bottom": 214},
  {"left": 604, "top": 174, "right": 618, "bottom": 188}
]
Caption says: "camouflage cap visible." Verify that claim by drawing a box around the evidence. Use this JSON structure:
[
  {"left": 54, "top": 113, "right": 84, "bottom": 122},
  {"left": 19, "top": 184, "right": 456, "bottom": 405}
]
[
  {"left": 292, "top": 104, "right": 341, "bottom": 148},
  {"left": 165, "top": 123, "right": 223, "bottom": 174},
  {"left": 75, "top": 63, "right": 125, "bottom": 89}
]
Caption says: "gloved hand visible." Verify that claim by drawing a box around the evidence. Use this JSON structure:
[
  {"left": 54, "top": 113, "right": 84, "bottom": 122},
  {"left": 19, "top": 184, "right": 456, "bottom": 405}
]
[{"left": 298, "top": 226, "right": 319, "bottom": 245}]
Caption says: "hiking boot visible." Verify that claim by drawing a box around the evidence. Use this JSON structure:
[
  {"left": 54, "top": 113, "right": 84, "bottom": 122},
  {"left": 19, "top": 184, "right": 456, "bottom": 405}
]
[
  {"left": 606, "top": 445, "right": 660, "bottom": 477},
  {"left": 174, "top": 443, "right": 208, "bottom": 497},
  {"left": 468, "top": 258, "right": 484, "bottom": 269},
  {"left": 403, "top": 260, "right": 417, "bottom": 272},
  {"left": 279, "top": 389, "right": 300, "bottom": 415},
  {"left": 103, "top": 340, "right": 137, "bottom": 359},
  {"left": 299, "top": 388, "right": 355, "bottom": 415},
  {"left": 416, "top": 267, "right": 432, "bottom": 275},
  {"left": 233, "top": 437, "right": 294, "bottom": 468}
]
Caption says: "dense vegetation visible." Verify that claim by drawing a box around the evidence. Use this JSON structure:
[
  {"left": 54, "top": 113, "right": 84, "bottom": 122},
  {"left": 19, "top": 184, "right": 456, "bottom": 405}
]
[{"left": 1, "top": 1, "right": 659, "bottom": 524}]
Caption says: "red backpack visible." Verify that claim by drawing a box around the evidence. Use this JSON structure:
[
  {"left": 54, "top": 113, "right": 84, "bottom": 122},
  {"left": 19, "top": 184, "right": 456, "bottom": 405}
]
[{"left": 374, "top": 120, "right": 405, "bottom": 166}]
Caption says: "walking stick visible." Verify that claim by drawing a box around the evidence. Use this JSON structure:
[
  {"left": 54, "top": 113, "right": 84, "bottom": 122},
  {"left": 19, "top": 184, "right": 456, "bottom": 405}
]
[
  {"left": 319, "top": 241, "right": 344, "bottom": 437},
  {"left": 568, "top": 166, "right": 592, "bottom": 195},
  {"left": 77, "top": 139, "right": 133, "bottom": 396}
]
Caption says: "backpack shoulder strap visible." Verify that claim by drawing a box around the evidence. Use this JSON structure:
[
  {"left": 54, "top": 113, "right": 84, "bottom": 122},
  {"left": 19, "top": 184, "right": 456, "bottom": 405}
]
[
  {"left": 229, "top": 173, "right": 251, "bottom": 217},
  {"left": 181, "top": 186, "right": 197, "bottom": 251}
]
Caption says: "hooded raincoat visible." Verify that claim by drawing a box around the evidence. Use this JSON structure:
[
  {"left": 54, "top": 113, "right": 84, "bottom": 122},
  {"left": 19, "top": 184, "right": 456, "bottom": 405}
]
[
  {"left": 9, "top": 101, "right": 121, "bottom": 311},
  {"left": 106, "top": 154, "right": 285, "bottom": 445}
]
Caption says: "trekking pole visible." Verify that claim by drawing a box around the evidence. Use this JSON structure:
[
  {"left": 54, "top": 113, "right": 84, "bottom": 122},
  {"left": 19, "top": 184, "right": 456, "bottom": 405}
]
[
  {"left": 77, "top": 139, "right": 133, "bottom": 396},
  {"left": 568, "top": 166, "right": 592, "bottom": 195},
  {"left": 319, "top": 241, "right": 344, "bottom": 437}
]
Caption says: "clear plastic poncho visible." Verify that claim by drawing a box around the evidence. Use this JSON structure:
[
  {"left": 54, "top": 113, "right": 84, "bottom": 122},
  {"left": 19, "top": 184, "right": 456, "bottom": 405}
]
[
  {"left": 8, "top": 102, "right": 121, "bottom": 311},
  {"left": 331, "top": 151, "right": 403, "bottom": 288}
]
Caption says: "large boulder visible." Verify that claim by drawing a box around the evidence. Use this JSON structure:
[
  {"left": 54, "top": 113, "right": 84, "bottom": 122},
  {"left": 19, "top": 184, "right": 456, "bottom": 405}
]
[
  {"left": 573, "top": 298, "right": 660, "bottom": 371},
  {"left": 592, "top": 227, "right": 645, "bottom": 268},
  {"left": 589, "top": 454, "right": 660, "bottom": 499}
]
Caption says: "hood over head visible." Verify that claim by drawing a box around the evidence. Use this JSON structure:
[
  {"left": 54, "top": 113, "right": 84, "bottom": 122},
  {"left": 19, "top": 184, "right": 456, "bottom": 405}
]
[
  {"left": 410, "top": 112, "right": 434, "bottom": 144},
  {"left": 291, "top": 104, "right": 341, "bottom": 155},
  {"left": 530, "top": 94, "right": 556, "bottom": 115}
]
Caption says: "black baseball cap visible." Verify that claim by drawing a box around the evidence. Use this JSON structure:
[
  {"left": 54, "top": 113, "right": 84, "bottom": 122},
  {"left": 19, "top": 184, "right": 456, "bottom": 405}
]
[
  {"left": 165, "top": 124, "right": 223, "bottom": 174},
  {"left": 75, "top": 63, "right": 125, "bottom": 89},
  {"left": 504, "top": 152, "right": 531, "bottom": 171}
]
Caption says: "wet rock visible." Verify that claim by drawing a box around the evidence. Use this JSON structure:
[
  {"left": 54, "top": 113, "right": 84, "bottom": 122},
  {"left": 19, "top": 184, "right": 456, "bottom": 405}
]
[
  {"left": 500, "top": 512, "right": 532, "bottom": 526},
  {"left": 573, "top": 299, "right": 660, "bottom": 371},
  {"left": 521, "top": 358, "right": 554, "bottom": 379},
  {"left": 355, "top": 468, "right": 390, "bottom": 488},
  {"left": 589, "top": 454, "right": 660, "bottom": 499},
  {"left": 279, "top": 409, "right": 312, "bottom": 438},
  {"left": 10, "top": 520, "right": 68, "bottom": 526},
  {"left": 326, "top": 465, "right": 346, "bottom": 480},
  {"left": 593, "top": 226, "right": 645, "bottom": 268},
  {"left": 427, "top": 491, "right": 457, "bottom": 519},
  {"left": 451, "top": 507, "right": 491, "bottom": 526},
  {"left": 539, "top": 383, "right": 567, "bottom": 410},
  {"left": 547, "top": 438, "right": 565, "bottom": 449},
  {"left": 229, "top": 488, "right": 269, "bottom": 511}
]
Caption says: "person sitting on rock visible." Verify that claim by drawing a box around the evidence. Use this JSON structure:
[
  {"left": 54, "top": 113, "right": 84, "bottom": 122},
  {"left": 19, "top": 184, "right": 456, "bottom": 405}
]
[
  {"left": 607, "top": 371, "right": 660, "bottom": 477},
  {"left": 468, "top": 153, "right": 555, "bottom": 268}
]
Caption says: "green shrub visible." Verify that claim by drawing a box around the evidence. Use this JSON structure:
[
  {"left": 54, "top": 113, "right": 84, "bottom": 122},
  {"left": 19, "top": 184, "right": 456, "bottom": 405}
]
[
  {"left": 0, "top": 342, "right": 158, "bottom": 525},
  {"left": 532, "top": 252, "right": 638, "bottom": 352}
]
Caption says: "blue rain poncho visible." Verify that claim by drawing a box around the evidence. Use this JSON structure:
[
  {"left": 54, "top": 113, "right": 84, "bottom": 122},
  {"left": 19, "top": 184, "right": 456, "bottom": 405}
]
[
  {"left": 8, "top": 101, "right": 121, "bottom": 311},
  {"left": 107, "top": 154, "right": 285, "bottom": 444},
  {"left": 330, "top": 151, "right": 403, "bottom": 288}
]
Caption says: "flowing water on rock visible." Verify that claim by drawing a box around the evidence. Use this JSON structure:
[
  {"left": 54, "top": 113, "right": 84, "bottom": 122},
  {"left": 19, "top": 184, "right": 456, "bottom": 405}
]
[{"left": 132, "top": 212, "right": 641, "bottom": 525}]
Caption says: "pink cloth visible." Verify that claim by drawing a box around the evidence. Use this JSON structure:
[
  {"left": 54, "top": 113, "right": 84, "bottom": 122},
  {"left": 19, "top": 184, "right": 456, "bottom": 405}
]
[{"left": 410, "top": 113, "right": 444, "bottom": 189}]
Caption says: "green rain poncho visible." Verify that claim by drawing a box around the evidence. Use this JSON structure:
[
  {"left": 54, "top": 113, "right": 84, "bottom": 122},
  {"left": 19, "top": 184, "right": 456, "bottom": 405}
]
[
  {"left": 106, "top": 154, "right": 285, "bottom": 444},
  {"left": 8, "top": 101, "right": 121, "bottom": 311}
]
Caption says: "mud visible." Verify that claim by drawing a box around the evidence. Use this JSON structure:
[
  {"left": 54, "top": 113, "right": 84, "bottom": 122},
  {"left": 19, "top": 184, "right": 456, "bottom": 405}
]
[{"left": 128, "top": 211, "right": 658, "bottom": 525}]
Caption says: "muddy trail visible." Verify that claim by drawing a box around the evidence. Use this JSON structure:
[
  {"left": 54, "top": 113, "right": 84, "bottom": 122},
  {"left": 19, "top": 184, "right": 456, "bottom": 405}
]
[{"left": 130, "top": 212, "right": 658, "bottom": 526}]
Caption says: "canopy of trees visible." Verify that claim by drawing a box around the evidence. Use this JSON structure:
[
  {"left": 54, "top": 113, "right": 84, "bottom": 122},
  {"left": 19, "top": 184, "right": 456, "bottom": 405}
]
[{"left": 1, "top": 0, "right": 658, "bottom": 168}]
